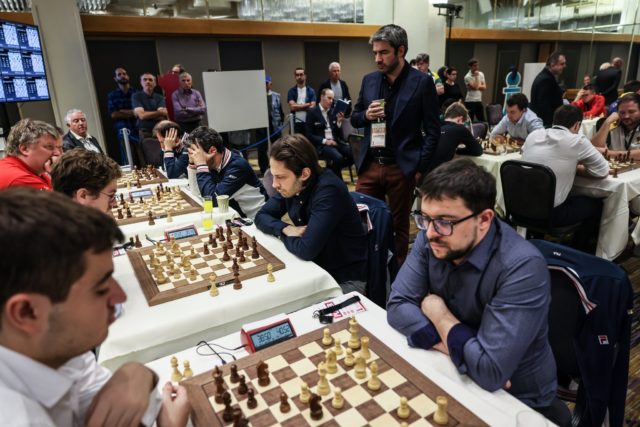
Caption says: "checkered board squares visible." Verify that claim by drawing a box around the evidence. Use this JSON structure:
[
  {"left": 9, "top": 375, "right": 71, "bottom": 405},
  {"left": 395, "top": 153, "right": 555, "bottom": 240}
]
[
  {"left": 608, "top": 161, "right": 640, "bottom": 175},
  {"left": 127, "top": 227, "right": 285, "bottom": 306},
  {"left": 183, "top": 319, "right": 487, "bottom": 426},
  {"left": 117, "top": 166, "right": 169, "bottom": 188},
  {"left": 111, "top": 187, "right": 201, "bottom": 226}
]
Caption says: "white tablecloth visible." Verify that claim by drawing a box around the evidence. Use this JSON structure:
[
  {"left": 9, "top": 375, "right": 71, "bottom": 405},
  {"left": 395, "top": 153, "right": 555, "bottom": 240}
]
[
  {"left": 463, "top": 152, "right": 523, "bottom": 215},
  {"left": 99, "top": 225, "right": 343, "bottom": 370},
  {"left": 572, "top": 169, "right": 640, "bottom": 260},
  {"left": 580, "top": 118, "right": 599, "bottom": 139},
  {"left": 146, "top": 292, "right": 541, "bottom": 426}
]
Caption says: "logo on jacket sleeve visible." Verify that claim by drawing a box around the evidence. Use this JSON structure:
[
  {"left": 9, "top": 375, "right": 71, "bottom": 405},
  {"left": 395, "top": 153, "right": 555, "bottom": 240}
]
[{"left": 597, "top": 335, "right": 609, "bottom": 345}]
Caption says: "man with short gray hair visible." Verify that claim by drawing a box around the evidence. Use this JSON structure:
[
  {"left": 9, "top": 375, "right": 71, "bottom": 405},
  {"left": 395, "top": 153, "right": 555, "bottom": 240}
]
[
  {"left": 62, "top": 109, "right": 103, "bottom": 153},
  {"left": 318, "top": 61, "right": 352, "bottom": 116},
  {"left": 171, "top": 72, "right": 206, "bottom": 133},
  {"left": 0, "top": 119, "right": 61, "bottom": 190}
]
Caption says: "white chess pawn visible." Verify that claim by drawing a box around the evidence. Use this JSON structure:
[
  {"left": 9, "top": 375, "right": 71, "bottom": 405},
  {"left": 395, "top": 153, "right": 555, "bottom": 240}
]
[
  {"left": 322, "top": 328, "right": 333, "bottom": 346},
  {"left": 359, "top": 336, "right": 371, "bottom": 360},
  {"left": 344, "top": 348, "right": 355, "bottom": 367},
  {"left": 299, "top": 382, "right": 311, "bottom": 403},
  {"left": 331, "top": 387, "right": 344, "bottom": 409},
  {"left": 367, "top": 361, "right": 380, "bottom": 391},
  {"left": 325, "top": 349, "right": 337, "bottom": 374},
  {"left": 354, "top": 356, "right": 366, "bottom": 379},
  {"left": 183, "top": 360, "right": 193, "bottom": 378},
  {"left": 397, "top": 396, "right": 410, "bottom": 419},
  {"left": 316, "top": 365, "right": 330, "bottom": 396},
  {"left": 209, "top": 274, "right": 219, "bottom": 297},
  {"left": 170, "top": 356, "right": 183, "bottom": 382},
  {"left": 333, "top": 337, "right": 343, "bottom": 356}
]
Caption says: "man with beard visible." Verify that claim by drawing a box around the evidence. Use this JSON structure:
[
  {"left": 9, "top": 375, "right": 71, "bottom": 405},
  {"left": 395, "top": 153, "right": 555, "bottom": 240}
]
[
  {"left": 287, "top": 67, "right": 316, "bottom": 135},
  {"left": 530, "top": 52, "right": 567, "bottom": 128},
  {"left": 592, "top": 93, "right": 640, "bottom": 159},
  {"left": 132, "top": 73, "right": 168, "bottom": 166},
  {"left": 351, "top": 24, "right": 440, "bottom": 266},
  {"left": 387, "top": 159, "right": 567, "bottom": 423},
  {"left": 107, "top": 67, "right": 138, "bottom": 162}
]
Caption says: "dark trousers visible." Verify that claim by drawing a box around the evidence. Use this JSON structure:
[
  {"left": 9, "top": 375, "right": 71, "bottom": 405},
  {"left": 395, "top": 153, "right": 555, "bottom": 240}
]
[
  {"left": 319, "top": 143, "right": 353, "bottom": 179},
  {"left": 465, "top": 101, "right": 486, "bottom": 122},
  {"left": 356, "top": 161, "right": 415, "bottom": 265},
  {"left": 256, "top": 126, "right": 281, "bottom": 174},
  {"left": 552, "top": 195, "right": 603, "bottom": 253},
  {"left": 177, "top": 120, "right": 201, "bottom": 134}
]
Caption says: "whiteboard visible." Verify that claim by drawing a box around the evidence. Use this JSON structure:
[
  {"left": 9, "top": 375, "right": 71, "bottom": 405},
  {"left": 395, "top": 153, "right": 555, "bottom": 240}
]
[
  {"left": 522, "top": 63, "right": 545, "bottom": 100},
  {"left": 202, "top": 70, "right": 269, "bottom": 133}
]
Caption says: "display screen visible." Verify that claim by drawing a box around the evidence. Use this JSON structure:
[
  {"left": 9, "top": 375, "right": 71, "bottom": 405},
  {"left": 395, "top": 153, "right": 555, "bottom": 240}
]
[
  {"left": 0, "top": 20, "right": 49, "bottom": 102},
  {"left": 250, "top": 322, "right": 295, "bottom": 350},
  {"left": 129, "top": 188, "right": 153, "bottom": 199},
  {"left": 167, "top": 227, "right": 198, "bottom": 240}
]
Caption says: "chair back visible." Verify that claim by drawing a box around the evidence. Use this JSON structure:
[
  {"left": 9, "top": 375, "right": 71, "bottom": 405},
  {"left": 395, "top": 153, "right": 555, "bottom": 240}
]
[
  {"left": 262, "top": 168, "right": 277, "bottom": 198},
  {"left": 141, "top": 138, "right": 163, "bottom": 168},
  {"left": 348, "top": 133, "right": 363, "bottom": 172},
  {"left": 500, "top": 160, "right": 556, "bottom": 230},
  {"left": 471, "top": 122, "right": 487, "bottom": 139},
  {"left": 486, "top": 104, "right": 503, "bottom": 127}
]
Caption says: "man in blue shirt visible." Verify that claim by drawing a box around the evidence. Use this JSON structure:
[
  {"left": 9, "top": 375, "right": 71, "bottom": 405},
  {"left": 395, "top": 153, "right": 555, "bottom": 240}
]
[
  {"left": 107, "top": 67, "right": 138, "bottom": 164},
  {"left": 187, "top": 126, "right": 267, "bottom": 219},
  {"left": 387, "top": 159, "right": 562, "bottom": 421},
  {"left": 287, "top": 68, "right": 316, "bottom": 135},
  {"left": 255, "top": 134, "right": 367, "bottom": 292},
  {"left": 489, "top": 93, "right": 543, "bottom": 144}
]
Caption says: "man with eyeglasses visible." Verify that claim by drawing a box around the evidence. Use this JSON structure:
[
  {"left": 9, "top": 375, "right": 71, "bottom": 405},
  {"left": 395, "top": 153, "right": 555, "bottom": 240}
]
[
  {"left": 287, "top": 67, "right": 316, "bottom": 135},
  {"left": 0, "top": 119, "right": 62, "bottom": 191},
  {"left": 387, "top": 159, "right": 566, "bottom": 423},
  {"left": 51, "top": 149, "right": 122, "bottom": 214}
]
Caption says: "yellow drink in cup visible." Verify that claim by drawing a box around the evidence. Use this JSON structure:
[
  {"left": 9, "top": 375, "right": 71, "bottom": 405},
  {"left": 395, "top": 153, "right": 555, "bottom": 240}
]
[
  {"left": 201, "top": 212, "right": 213, "bottom": 231},
  {"left": 203, "top": 196, "right": 213, "bottom": 213}
]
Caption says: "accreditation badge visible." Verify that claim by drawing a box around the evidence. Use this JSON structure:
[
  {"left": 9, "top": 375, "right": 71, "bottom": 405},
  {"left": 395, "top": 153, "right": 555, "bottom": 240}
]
[{"left": 371, "top": 121, "right": 386, "bottom": 148}]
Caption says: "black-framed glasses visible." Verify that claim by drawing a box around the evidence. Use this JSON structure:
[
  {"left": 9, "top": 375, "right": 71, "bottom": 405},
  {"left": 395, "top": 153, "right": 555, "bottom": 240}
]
[
  {"left": 101, "top": 191, "right": 117, "bottom": 202},
  {"left": 412, "top": 211, "right": 479, "bottom": 236}
]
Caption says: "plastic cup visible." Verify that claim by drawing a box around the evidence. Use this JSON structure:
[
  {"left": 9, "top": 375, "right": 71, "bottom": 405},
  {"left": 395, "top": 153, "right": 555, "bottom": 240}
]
[
  {"left": 203, "top": 196, "right": 213, "bottom": 213},
  {"left": 201, "top": 211, "right": 213, "bottom": 231},
  {"left": 217, "top": 195, "right": 230, "bottom": 213}
]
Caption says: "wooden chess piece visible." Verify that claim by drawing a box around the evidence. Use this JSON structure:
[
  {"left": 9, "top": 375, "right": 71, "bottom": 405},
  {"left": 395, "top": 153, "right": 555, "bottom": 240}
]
[
  {"left": 214, "top": 371, "right": 225, "bottom": 403},
  {"left": 222, "top": 392, "right": 234, "bottom": 422},
  {"left": 397, "top": 396, "right": 410, "bottom": 419},
  {"left": 209, "top": 233, "right": 215, "bottom": 245},
  {"left": 279, "top": 392, "right": 291, "bottom": 413},
  {"left": 183, "top": 360, "right": 193, "bottom": 378},
  {"left": 322, "top": 328, "right": 333, "bottom": 346},
  {"left": 344, "top": 348, "right": 354, "bottom": 367},
  {"left": 331, "top": 387, "right": 344, "bottom": 409},
  {"left": 266, "top": 263, "right": 275, "bottom": 283},
  {"left": 367, "top": 361, "right": 381, "bottom": 391},
  {"left": 134, "top": 235, "right": 142, "bottom": 248},
  {"left": 237, "top": 374, "right": 248, "bottom": 394},
  {"left": 166, "top": 209, "right": 172, "bottom": 223},
  {"left": 316, "top": 364, "right": 330, "bottom": 396},
  {"left": 126, "top": 207, "right": 132, "bottom": 218},
  {"left": 173, "top": 268, "right": 180, "bottom": 280},
  {"left": 433, "top": 396, "right": 449, "bottom": 425},
  {"left": 242, "top": 236, "right": 249, "bottom": 251},
  {"left": 325, "top": 349, "right": 337, "bottom": 374},
  {"left": 232, "top": 258, "right": 239, "bottom": 273},
  {"left": 246, "top": 388, "right": 257, "bottom": 409},
  {"left": 333, "top": 337, "right": 343, "bottom": 356},
  {"left": 251, "top": 237, "right": 259, "bottom": 259},
  {"left": 613, "top": 167, "right": 618, "bottom": 178},
  {"left": 223, "top": 246, "right": 231, "bottom": 262},
  {"left": 209, "top": 274, "right": 219, "bottom": 297},
  {"left": 348, "top": 316, "right": 360, "bottom": 350},
  {"left": 203, "top": 243, "right": 210, "bottom": 255},
  {"left": 170, "top": 356, "right": 182, "bottom": 382},
  {"left": 309, "top": 393, "right": 323, "bottom": 420},
  {"left": 238, "top": 249, "right": 245, "bottom": 262},
  {"left": 156, "top": 269, "right": 168, "bottom": 284},
  {"left": 148, "top": 211, "right": 155, "bottom": 225},
  {"left": 210, "top": 236, "right": 217, "bottom": 248},
  {"left": 257, "top": 361, "right": 270, "bottom": 386},
  {"left": 230, "top": 364, "right": 240, "bottom": 383},
  {"left": 189, "top": 267, "right": 197, "bottom": 281},
  {"left": 233, "top": 272, "right": 242, "bottom": 290},
  {"left": 360, "top": 336, "right": 371, "bottom": 360},
  {"left": 299, "top": 382, "right": 310, "bottom": 403},
  {"left": 354, "top": 356, "right": 367, "bottom": 379},
  {"left": 117, "top": 208, "right": 123, "bottom": 219}
]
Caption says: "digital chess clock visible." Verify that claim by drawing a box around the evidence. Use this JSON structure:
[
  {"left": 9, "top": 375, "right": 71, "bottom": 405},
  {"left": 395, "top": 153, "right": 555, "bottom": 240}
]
[
  {"left": 164, "top": 224, "right": 198, "bottom": 241},
  {"left": 240, "top": 313, "right": 297, "bottom": 353},
  {"left": 129, "top": 188, "right": 153, "bottom": 199}
]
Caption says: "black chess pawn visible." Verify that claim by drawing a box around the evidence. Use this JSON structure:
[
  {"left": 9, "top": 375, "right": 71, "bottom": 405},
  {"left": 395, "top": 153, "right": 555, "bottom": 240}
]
[
  {"left": 237, "top": 374, "right": 247, "bottom": 394},
  {"left": 232, "top": 408, "right": 247, "bottom": 427},
  {"left": 134, "top": 235, "right": 142, "bottom": 248},
  {"left": 139, "top": 196, "right": 144, "bottom": 204},
  {"left": 209, "top": 233, "right": 215, "bottom": 245},
  {"left": 148, "top": 211, "right": 155, "bottom": 226},
  {"left": 238, "top": 249, "right": 246, "bottom": 263},
  {"left": 119, "top": 193, "right": 125, "bottom": 205},
  {"left": 203, "top": 243, "right": 210, "bottom": 255},
  {"left": 210, "top": 236, "right": 217, "bottom": 248},
  {"left": 222, "top": 392, "right": 234, "bottom": 422},
  {"left": 229, "top": 364, "right": 240, "bottom": 383},
  {"left": 218, "top": 227, "right": 225, "bottom": 242},
  {"left": 246, "top": 388, "right": 257, "bottom": 409},
  {"left": 233, "top": 272, "right": 242, "bottom": 290},
  {"left": 242, "top": 236, "right": 249, "bottom": 251},
  {"left": 117, "top": 208, "right": 123, "bottom": 219},
  {"left": 126, "top": 207, "right": 132, "bottom": 218},
  {"left": 235, "top": 245, "right": 241, "bottom": 258},
  {"left": 280, "top": 392, "right": 291, "bottom": 413},
  {"left": 232, "top": 258, "right": 239, "bottom": 273},
  {"left": 222, "top": 245, "right": 231, "bottom": 262},
  {"left": 251, "top": 241, "right": 259, "bottom": 259},
  {"left": 129, "top": 193, "right": 134, "bottom": 203}
]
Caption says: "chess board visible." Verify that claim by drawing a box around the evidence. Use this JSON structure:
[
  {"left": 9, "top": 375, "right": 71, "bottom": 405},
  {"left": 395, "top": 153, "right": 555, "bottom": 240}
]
[
  {"left": 111, "top": 186, "right": 201, "bottom": 226},
  {"left": 608, "top": 161, "right": 640, "bottom": 175},
  {"left": 117, "top": 166, "right": 169, "bottom": 188},
  {"left": 127, "top": 227, "right": 285, "bottom": 306},
  {"left": 481, "top": 143, "right": 520, "bottom": 156},
  {"left": 182, "top": 319, "right": 487, "bottom": 426}
]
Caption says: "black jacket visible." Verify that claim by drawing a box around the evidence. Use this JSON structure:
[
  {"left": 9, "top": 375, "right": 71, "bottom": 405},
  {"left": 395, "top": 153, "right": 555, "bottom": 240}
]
[{"left": 530, "top": 67, "right": 564, "bottom": 128}]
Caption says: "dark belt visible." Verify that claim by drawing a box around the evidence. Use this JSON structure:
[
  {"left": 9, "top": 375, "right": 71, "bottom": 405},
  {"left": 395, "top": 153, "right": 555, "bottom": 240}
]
[{"left": 370, "top": 155, "right": 396, "bottom": 165}]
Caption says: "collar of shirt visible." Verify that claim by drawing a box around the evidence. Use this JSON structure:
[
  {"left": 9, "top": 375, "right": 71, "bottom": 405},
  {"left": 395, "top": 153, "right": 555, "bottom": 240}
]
[
  {"left": 320, "top": 105, "right": 330, "bottom": 115},
  {"left": 383, "top": 61, "right": 410, "bottom": 89},
  {"left": 0, "top": 345, "right": 74, "bottom": 410},
  {"left": 70, "top": 130, "right": 92, "bottom": 142},
  {"left": 215, "top": 148, "right": 232, "bottom": 172}
]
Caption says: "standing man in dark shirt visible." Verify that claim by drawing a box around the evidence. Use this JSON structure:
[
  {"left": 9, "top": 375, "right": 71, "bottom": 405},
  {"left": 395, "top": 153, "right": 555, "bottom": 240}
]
[
  {"left": 596, "top": 57, "right": 623, "bottom": 106},
  {"left": 530, "top": 52, "right": 566, "bottom": 128},
  {"left": 426, "top": 103, "right": 482, "bottom": 173},
  {"left": 255, "top": 134, "right": 367, "bottom": 292},
  {"left": 351, "top": 24, "right": 440, "bottom": 265},
  {"left": 107, "top": 67, "right": 138, "bottom": 164},
  {"left": 132, "top": 72, "right": 168, "bottom": 166}
]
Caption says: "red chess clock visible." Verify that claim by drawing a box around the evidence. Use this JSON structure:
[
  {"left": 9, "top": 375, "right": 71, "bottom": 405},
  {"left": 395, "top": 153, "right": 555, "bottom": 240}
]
[{"left": 240, "top": 314, "right": 297, "bottom": 353}]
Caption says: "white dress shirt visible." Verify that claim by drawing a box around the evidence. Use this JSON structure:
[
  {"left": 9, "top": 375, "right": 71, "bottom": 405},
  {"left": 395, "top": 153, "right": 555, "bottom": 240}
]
[
  {"left": 490, "top": 109, "right": 544, "bottom": 141},
  {"left": 70, "top": 130, "right": 101, "bottom": 153},
  {"left": 0, "top": 346, "right": 162, "bottom": 427},
  {"left": 522, "top": 126, "right": 609, "bottom": 207}
]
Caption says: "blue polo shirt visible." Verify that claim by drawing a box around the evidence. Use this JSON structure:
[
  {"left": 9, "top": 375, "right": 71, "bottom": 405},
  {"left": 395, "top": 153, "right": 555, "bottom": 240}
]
[{"left": 107, "top": 87, "right": 138, "bottom": 139}]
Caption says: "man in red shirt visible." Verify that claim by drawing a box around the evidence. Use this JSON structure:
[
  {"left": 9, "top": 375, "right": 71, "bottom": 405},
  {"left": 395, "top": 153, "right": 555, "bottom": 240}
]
[
  {"left": 572, "top": 84, "right": 606, "bottom": 118},
  {"left": 0, "top": 119, "right": 61, "bottom": 191}
]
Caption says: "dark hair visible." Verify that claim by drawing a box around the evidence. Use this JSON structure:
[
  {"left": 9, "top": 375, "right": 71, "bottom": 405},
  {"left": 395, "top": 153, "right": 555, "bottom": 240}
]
[
  {"left": 553, "top": 104, "right": 583, "bottom": 128},
  {"left": 546, "top": 51, "right": 565, "bottom": 67},
  {"left": 51, "top": 149, "right": 121, "bottom": 197},
  {"left": 370, "top": 24, "right": 408, "bottom": 57},
  {"left": 269, "top": 134, "right": 322, "bottom": 180},
  {"left": 294, "top": 67, "right": 305, "bottom": 74},
  {"left": 506, "top": 93, "right": 529, "bottom": 110},
  {"left": 152, "top": 120, "right": 184, "bottom": 139},
  {"left": 444, "top": 103, "right": 469, "bottom": 121},
  {"left": 409, "top": 59, "right": 416, "bottom": 66},
  {"left": 186, "top": 126, "right": 224, "bottom": 153},
  {"left": 622, "top": 80, "right": 640, "bottom": 94},
  {"left": 582, "top": 84, "right": 595, "bottom": 92},
  {"left": 468, "top": 58, "right": 478, "bottom": 67},
  {"left": 440, "top": 98, "right": 458, "bottom": 115},
  {"left": 419, "top": 158, "right": 496, "bottom": 213},
  {"left": 0, "top": 188, "right": 123, "bottom": 314},
  {"left": 415, "top": 53, "right": 429, "bottom": 64},
  {"left": 445, "top": 66, "right": 457, "bottom": 76},
  {"left": 618, "top": 92, "right": 640, "bottom": 108}
]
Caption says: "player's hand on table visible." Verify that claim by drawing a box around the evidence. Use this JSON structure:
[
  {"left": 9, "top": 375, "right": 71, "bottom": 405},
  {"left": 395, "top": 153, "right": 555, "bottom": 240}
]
[
  {"left": 157, "top": 382, "right": 190, "bottom": 427},
  {"left": 85, "top": 362, "right": 155, "bottom": 427},
  {"left": 188, "top": 143, "right": 207, "bottom": 166},
  {"left": 282, "top": 225, "right": 307, "bottom": 237},
  {"left": 163, "top": 128, "right": 179, "bottom": 151}
]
